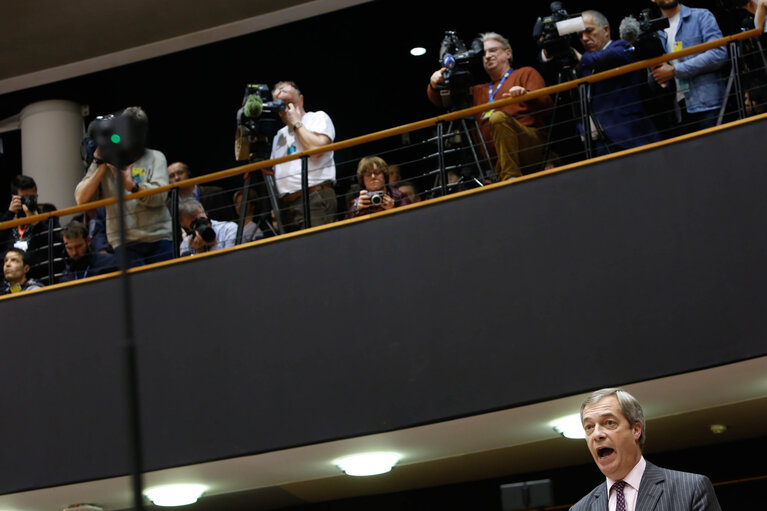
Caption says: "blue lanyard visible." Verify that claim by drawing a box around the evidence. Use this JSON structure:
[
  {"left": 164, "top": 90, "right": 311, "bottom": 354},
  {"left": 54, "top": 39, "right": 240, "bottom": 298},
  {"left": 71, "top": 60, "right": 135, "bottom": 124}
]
[
  {"left": 488, "top": 69, "right": 513, "bottom": 102},
  {"left": 75, "top": 265, "right": 90, "bottom": 280}
]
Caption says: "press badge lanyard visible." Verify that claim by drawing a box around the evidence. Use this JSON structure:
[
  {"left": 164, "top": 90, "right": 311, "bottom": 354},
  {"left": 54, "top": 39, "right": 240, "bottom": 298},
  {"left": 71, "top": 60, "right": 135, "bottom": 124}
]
[
  {"left": 482, "top": 69, "right": 512, "bottom": 120},
  {"left": 488, "top": 69, "right": 513, "bottom": 102}
]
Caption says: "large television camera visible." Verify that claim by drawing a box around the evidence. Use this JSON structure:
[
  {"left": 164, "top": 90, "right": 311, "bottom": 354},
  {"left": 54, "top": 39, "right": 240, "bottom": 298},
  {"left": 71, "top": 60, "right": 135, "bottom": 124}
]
[
  {"left": 237, "top": 84, "right": 286, "bottom": 137},
  {"left": 86, "top": 112, "right": 147, "bottom": 170},
  {"left": 533, "top": 2, "right": 585, "bottom": 70},
  {"left": 620, "top": 9, "right": 671, "bottom": 61},
  {"left": 437, "top": 31, "right": 483, "bottom": 109},
  {"left": 235, "top": 83, "right": 286, "bottom": 160}
]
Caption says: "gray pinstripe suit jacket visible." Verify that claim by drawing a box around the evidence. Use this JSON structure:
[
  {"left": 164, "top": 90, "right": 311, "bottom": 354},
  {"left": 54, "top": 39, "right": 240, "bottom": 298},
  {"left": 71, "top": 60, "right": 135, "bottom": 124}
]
[{"left": 570, "top": 462, "right": 721, "bottom": 511}]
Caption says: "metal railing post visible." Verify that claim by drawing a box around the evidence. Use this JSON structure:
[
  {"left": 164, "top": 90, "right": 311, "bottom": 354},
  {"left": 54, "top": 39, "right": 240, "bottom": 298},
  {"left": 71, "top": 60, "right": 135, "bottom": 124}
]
[
  {"left": 171, "top": 187, "right": 180, "bottom": 258},
  {"left": 437, "top": 121, "right": 448, "bottom": 196},
  {"left": 236, "top": 174, "right": 251, "bottom": 244},
  {"left": 47, "top": 217, "right": 55, "bottom": 284},
  {"left": 300, "top": 155, "right": 311, "bottom": 229}
]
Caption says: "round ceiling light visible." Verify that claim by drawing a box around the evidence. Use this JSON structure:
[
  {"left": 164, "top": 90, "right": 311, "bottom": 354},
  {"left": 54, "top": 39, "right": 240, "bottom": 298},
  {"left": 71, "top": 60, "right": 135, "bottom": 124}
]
[
  {"left": 410, "top": 47, "right": 427, "bottom": 56},
  {"left": 551, "top": 413, "right": 586, "bottom": 439},
  {"left": 144, "top": 484, "right": 207, "bottom": 507},
  {"left": 335, "top": 452, "right": 401, "bottom": 476}
]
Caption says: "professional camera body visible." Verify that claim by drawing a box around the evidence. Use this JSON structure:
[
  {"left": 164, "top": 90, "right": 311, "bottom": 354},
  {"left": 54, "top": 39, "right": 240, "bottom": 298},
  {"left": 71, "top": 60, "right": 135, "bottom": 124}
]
[
  {"left": 533, "top": 2, "right": 585, "bottom": 70},
  {"left": 20, "top": 195, "right": 38, "bottom": 213},
  {"left": 86, "top": 112, "right": 148, "bottom": 170},
  {"left": 621, "top": 9, "right": 671, "bottom": 61},
  {"left": 235, "top": 83, "right": 287, "bottom": 161},
  {"left": 190, "top": 216, "right": 216, "bottom": 244},
  {"left": 437, "top": 31, "right": 484, "bottom": 109},
  {"left": 368, "top": 190, "right": 385, "bottom": 206},
  {"left": 237, "top": 83, "right": 286, "bottom": 138}
]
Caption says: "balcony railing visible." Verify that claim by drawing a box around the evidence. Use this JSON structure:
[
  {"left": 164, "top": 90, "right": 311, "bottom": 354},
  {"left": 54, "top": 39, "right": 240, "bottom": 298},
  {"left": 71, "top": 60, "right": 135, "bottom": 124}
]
[{"left": 1, "top": 27, "right": 765, "bottom": 293}]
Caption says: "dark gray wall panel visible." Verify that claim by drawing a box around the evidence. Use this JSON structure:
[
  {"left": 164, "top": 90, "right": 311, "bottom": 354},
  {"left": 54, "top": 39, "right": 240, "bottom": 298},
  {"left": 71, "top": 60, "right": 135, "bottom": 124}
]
[{"left": 1, "top": 117, "right": 766, "bottom": 493}]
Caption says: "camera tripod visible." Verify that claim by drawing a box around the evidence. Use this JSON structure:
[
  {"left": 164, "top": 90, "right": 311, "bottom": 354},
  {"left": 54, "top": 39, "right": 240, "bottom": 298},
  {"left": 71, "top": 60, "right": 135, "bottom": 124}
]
[
  {"left": 541, "top": 65, "right": 602, "bottom": 164},
  {"left": 428, "top": 112, "right": 494, "bottom": 198}
]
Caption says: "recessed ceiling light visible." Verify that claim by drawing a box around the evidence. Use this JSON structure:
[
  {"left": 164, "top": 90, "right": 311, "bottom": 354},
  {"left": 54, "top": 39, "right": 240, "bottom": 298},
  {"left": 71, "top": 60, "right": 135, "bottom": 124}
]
[
  {"left": 335, "top": 452, "right": 401, "bottom": 476},
  {"left": 144, "top": 484, "right": 207, "bottom": 507},
  {"left": 551, "top": 413, "right": 586, "bottom": 439},
  {"left": 410, "top": 47, "right": 427, "bottom": 57}
]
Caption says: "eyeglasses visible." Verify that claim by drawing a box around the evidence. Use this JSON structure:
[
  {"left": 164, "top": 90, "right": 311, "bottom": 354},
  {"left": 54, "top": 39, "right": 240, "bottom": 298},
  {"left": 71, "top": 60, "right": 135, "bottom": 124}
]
[{"left": 362, "top": 169, "right": 386, "bottom": 178}]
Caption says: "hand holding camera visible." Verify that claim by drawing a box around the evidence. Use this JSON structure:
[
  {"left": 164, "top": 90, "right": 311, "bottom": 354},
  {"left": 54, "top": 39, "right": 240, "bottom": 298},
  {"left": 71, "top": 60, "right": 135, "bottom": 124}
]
[
  {"left": 188, "top": 217, "right": 217, "bottom": 253},
  {"left": 9, "top": 194, "right": 38, "bottom": 218},
  {"left": 357, "top": 189, "right": 393, "bottom": 212}
]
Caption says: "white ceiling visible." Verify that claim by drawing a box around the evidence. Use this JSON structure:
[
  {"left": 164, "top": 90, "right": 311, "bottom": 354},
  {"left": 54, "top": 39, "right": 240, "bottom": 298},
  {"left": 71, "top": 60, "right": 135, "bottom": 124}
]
[{"left": 1, "top": 356, "right": 765, "bottom": 510}]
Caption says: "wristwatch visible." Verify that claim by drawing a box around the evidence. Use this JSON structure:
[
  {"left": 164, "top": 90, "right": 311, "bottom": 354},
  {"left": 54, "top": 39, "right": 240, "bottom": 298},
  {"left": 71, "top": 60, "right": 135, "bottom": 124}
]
[{"left": 293, "top": 121, "right": 303, "bottom": 130}]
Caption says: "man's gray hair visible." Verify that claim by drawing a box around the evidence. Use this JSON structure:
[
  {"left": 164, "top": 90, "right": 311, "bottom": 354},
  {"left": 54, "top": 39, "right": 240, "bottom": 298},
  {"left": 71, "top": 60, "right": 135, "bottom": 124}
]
[
  {"left": 480, "top": 32, "right": 513, "bottom": 64},
  {"left": 178, "top": 197, "right": 205, "bottom": 218},
  {"left": 583, "top": 10, "right": 610, "bottom": 30},
  {"left": 581, "top": 388, "right": 646, "bottom": 450}
]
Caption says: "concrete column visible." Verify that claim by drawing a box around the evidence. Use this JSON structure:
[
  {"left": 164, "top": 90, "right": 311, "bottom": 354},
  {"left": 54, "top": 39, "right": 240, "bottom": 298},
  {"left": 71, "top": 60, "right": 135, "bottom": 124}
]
[{"left": 20, "top": 100, "right": 84, "bottom": 213}]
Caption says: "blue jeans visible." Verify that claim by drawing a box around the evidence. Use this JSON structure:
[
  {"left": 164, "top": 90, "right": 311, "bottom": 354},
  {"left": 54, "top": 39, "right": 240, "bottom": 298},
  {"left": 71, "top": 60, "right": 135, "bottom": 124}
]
[{"left": 118, "top": 240, "right": 174, "bottom": 268}]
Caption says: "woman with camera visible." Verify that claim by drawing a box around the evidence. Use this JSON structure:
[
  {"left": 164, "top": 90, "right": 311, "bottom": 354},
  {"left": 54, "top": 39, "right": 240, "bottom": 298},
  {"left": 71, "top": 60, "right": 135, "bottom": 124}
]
[{"left": 348, "top": 156, "right": 411, "bottom": 218}]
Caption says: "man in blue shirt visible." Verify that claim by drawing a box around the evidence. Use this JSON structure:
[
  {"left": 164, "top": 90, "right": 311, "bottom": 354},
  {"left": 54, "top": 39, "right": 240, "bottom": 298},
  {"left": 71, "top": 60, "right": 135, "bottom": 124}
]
[
  {"left": 649, "top": 0, "right": 728, "bottom": 134},
  {"left": 178, "top": 198, "right": 238, "bottom": 256}
]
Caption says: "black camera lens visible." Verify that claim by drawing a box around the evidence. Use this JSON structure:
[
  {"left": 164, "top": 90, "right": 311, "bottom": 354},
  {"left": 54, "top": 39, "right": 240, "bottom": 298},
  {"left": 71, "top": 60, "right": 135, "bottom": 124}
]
[
  {"left": 20, "top": 195, "right": 38, "bottom": 212},
  {"left": 191, "top": 217, "right": 216, "bottom": 243}
]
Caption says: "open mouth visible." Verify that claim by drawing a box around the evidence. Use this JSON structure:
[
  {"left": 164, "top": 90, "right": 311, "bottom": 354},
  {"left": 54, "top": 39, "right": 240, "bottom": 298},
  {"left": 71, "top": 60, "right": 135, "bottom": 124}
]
[{"left": 597, "top": 447, "right": 614, "bottom": 459}]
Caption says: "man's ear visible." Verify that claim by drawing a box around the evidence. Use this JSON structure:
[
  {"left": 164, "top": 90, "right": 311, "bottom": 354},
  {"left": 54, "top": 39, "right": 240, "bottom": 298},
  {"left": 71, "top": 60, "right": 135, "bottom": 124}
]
[
  {"left": 632, "top": 422, "right": 642, "bottom": 441},
  {"left": 23, "top": 264, "right": 30, "bottom": 275}
]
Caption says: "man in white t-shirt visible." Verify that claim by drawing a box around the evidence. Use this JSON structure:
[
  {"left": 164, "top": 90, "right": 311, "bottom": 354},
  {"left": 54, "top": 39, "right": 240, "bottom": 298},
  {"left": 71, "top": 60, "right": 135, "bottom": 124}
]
[{"left": 269, "top": 81, "right": 337, "bottom": 231}]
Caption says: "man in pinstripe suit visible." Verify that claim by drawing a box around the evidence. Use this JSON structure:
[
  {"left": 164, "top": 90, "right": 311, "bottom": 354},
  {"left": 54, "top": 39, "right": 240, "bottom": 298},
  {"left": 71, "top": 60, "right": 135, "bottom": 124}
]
[{"left": 570, "top": 388, "right": 721, "bottom": 511}]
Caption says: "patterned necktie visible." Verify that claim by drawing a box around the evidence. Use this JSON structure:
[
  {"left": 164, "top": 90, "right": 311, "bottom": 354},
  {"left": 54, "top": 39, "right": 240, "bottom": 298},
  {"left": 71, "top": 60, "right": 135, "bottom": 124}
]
[{"left": 612, "top": 480, "right": 627, "bottom": 511}]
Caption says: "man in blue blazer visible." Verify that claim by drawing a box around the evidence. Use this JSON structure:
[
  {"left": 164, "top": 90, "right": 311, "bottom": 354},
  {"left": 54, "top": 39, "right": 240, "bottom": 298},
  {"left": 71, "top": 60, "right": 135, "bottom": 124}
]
[
  {"left": 574, "top": 11, "right": 660, "bottom": 155},
  {"left": 570, "top": 388, "right": 721, "bottom": 511}
]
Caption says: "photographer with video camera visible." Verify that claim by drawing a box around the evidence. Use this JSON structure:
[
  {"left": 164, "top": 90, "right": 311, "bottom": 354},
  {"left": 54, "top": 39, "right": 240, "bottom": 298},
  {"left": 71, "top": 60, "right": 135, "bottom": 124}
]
[
  {"left": 348, "top": 156, "right": 412, "bottom": 218},
  {"left": 269, "top": 81, "right": 337, "bottom": 231},
  {"left": 648, "top": 0, "right": 728, "bottom": 135},
  {"left": 427, "top": 32, "right": 553, "bottom": 181},
  {"left": 178, "top": 198, "right": 237, "bottom": 256},
  {"left": 0, "top": 175, "right": 62, "bottom": 283},
  {"left": 75, "top": 106, "right": 173, "bottom": 267},
  {"left": 572, "top": 10, "right": 661, "bottom": 154}
]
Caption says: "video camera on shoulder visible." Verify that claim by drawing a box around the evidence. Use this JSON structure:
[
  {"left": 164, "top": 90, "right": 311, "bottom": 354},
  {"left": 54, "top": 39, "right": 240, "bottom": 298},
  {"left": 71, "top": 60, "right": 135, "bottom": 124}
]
[
  {"left": 85, "top": 112, "right": 147, "bottom": 170},
  {"left": 620, "top": 9, "right": 670, "bottom": 61},
  {"left": 533, "top": 2, "right": 585, "bottom": 70},
  {"left": 437, "top": 31, "right": 483, "bottom": 110}
]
